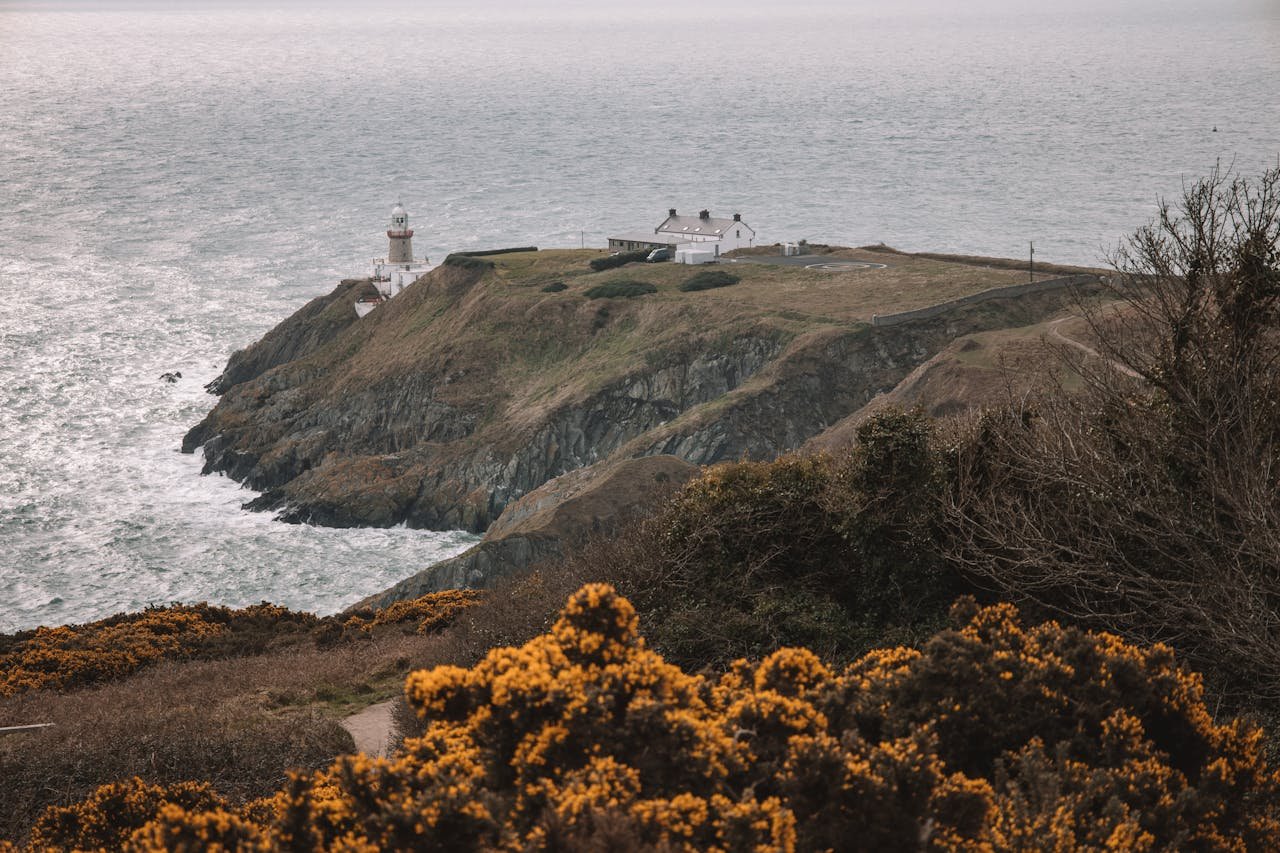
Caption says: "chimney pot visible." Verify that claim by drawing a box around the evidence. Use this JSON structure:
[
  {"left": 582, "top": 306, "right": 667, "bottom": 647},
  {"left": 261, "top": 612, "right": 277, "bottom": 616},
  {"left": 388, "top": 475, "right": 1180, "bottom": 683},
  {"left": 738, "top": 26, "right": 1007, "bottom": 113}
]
[
  {"left": 733, "top": 213, "right": 741, "bottom": 221},
  {"left": 699, "top": 209, "right": 710, "bottom": 220},
  {"left": 668, "top": 208, "right": 676, "bottom": 217}
]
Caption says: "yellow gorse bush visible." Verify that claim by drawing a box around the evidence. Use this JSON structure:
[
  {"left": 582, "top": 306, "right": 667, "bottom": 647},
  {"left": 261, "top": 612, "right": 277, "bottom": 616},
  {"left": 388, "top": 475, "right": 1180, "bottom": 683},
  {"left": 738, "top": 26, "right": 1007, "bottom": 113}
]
[
  {"left": 28, "top": 585, "right": 1280, "bottom": 851},
  {"left": 0, "top": 606, "right": 231, "bottom": 696},
  {"left": 1, "top": 591, "right": 481, "bottom": 697},
  {"left": 340, "top": 589, "right": 482, "bottom": 636}
]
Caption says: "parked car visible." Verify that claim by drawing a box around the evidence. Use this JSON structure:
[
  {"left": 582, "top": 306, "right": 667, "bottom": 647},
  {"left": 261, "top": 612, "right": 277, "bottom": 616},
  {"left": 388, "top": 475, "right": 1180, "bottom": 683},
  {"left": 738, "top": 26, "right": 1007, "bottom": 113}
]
[{"left": 646, "top": 247, "right": 674, "bottom": 263}]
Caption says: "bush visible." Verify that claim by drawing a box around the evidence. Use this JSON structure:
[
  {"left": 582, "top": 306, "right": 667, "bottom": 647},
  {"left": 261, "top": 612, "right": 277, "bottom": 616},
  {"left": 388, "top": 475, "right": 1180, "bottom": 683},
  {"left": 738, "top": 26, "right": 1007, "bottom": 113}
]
[
  {"left": 589, "top": 250, "right": 648, "bottom": 272},
  {"left": 0, "top": 602, "right": 317, "bottom": 696},
  {"left": 441, "top": 254, "right": 496, "bottom": 271},
  {"left": 556, "top": 408, "right": 961, "bottom": 670},
  {"left": 677, "top": 270, "right": 740, "bottom": 292},
  {"left": 337, "top": 590, "right": 482, "bottom": 639},
  {"left": 540, "top": 281, "right": 567, "bottom": 293},
  {"left": 29, "top": 778, "right": 229, "bottom": 852},
  {"left": 0, "top": 593, "right": 473, "bottom": 697},
  {"left": 583, "top": 279, "right": 656, "bottom": 300},
  {"left": 45, "top": 585, "right": 1280, "bottom": 850},
  {"left": 447, "top": 246, "right": 536, "bottom": 258},
  {"left": 946, "top": 165, "right": 1280, "bottom": 703}
]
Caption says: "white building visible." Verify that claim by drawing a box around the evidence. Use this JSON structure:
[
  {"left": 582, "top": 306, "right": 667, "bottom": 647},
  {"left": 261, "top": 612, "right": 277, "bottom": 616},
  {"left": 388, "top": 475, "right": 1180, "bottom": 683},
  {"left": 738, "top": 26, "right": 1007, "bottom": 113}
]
[
  {"left": 356, "top": 202, "right": 435, "bottom": 317},
  {"left": 656, "top": 209, "right": 755, "bottom": 254},
  {"left": 607, "top": 208, "right": 756, "bottom": 258}
]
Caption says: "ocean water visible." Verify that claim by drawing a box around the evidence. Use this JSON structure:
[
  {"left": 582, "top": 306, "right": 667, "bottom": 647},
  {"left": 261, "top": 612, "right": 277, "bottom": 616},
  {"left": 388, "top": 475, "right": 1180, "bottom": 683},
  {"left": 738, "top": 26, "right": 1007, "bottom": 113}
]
[{"left": 1, "top": 0, "right": 1277, "bottom": 631}]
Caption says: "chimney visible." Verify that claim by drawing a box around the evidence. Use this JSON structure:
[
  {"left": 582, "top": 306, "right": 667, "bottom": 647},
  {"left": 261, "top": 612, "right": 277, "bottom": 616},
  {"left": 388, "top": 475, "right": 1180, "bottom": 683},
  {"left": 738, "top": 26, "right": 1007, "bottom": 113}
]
[
  {"left": 699, "top": 209, "right": 710, "bottom": 220},
  {"left": 668, "top": 208, "right": 677, "bottom": 217},
  {"left": 733, "top": 213, "right": 741, "bottom": 222}
]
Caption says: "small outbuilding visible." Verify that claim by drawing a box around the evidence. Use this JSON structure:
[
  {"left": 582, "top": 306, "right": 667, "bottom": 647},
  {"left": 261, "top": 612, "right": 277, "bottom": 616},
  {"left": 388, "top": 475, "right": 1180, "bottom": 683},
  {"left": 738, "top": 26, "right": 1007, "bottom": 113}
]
[{"left": 675, "top": 245, "right": 718, "bottom": 265}]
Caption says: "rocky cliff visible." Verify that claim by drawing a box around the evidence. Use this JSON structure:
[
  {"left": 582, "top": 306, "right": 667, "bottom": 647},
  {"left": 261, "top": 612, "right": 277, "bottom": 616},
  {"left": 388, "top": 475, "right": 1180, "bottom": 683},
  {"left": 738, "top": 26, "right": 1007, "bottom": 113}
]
[
  {"left": 350, "top": 454, "right": 699, "bottom": 610},
  {"left": 185, "top": 248, "right": 1097, "bottom": 575}
]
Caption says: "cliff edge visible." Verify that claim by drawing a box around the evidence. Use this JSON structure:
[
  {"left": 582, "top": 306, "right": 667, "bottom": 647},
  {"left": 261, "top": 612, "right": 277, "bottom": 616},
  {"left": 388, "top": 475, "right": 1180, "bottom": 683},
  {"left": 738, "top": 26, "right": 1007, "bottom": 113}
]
[{"left": 185, "top": 247, "right": 1098, "bottom": 575}]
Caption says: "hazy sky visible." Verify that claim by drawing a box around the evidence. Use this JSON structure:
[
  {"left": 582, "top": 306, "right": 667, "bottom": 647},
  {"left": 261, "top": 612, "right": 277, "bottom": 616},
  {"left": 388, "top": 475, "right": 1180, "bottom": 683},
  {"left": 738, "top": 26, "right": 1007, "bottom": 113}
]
[{"left": 3, "top": 0, "right": 1276, "bottom": 19}]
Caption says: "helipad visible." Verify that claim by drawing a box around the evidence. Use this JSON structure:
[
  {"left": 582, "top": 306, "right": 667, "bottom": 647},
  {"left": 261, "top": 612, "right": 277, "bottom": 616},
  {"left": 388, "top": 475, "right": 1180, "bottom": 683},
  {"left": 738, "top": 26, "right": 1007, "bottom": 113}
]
[{"left": 804, "top": 261, "right": 888, "bottom": 272}]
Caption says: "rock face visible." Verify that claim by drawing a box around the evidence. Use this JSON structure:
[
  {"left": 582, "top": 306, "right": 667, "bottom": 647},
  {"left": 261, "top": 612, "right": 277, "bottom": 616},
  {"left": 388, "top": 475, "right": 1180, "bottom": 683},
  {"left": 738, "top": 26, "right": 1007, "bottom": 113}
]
[
  {"left": 350, "top": 454, "right": 698, "bottom": 611},
  {"left": 201, "top": 278, "right": 375, "bottom": 395},
  {"left": 186, "top": 254, "right": 1095, "bottom": 534}
]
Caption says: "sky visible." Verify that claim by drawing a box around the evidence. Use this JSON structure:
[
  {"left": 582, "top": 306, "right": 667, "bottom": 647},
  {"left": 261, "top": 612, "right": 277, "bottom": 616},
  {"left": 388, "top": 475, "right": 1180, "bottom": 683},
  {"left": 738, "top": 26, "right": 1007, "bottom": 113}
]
[{"left": 2, "top": 0, "right": 1276, "bottom": 18}]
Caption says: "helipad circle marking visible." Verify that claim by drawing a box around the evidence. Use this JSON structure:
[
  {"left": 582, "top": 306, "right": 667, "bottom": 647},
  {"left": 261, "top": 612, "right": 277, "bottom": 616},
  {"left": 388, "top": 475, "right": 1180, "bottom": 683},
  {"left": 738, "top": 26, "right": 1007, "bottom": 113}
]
[{"left": 804, "top": 261, "right": 887, "bottom": 271}]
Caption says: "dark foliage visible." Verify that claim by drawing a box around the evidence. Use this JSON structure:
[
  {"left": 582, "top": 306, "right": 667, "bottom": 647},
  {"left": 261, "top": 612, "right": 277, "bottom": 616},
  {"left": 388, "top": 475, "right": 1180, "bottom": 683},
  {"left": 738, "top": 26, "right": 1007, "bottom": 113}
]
[
  {"left": 583, "top": 279, "right": 657, "bottom": 300},
  {"left": 547, "top": 408, "right": 967, "bottom": 670},
  {"left": 448, "top": 246, "right": 537, "bottom": 258},
  {"left": 947, "top": 164, "right": 1280, "bottom": 703},
  {"left": 589, "top": 250, "right": 649, "bottom": 272},
  {"left": 442, "top": 254, "right": 497, "bottom": 271},
  {"left": 677, "top": 270, "right": 740, "bottom": 292}
]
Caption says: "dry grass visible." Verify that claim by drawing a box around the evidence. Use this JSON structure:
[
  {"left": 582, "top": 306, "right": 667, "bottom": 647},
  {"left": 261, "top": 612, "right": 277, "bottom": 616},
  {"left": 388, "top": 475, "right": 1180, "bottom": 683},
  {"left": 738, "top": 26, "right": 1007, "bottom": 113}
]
[
  {"left": 474, "top": 248, "right": 1050, "bottom": 424},
  {"left": 0, "top": 626, "right": 465, "bottom": 844},
  {"left": 487, "top": 247, "right": 1039, "bottom": 324}
]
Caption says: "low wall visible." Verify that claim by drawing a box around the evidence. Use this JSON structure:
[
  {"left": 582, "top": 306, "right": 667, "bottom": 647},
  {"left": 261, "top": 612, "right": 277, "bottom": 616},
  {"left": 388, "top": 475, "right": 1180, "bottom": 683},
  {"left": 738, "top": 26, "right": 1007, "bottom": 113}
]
[{"left": 871, "top": 274, "right": 1101, "bottom": 327}]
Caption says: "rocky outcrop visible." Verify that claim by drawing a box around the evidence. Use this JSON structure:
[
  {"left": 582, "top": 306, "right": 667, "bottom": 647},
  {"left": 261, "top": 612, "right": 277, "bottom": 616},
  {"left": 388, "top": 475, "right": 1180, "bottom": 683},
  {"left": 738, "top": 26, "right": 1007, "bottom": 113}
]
[
  {"left": 184, "top": 249, "right": 1104, "bottom": 608},
  {"left": 629, "top": 284, "right": 1098, "bottom": 466},
  {"left": 200, "top": 278, "right": 375, "bottom": 395},
  {"left": 186, "top": 253, "right": 1097, "bottom": 535},
  {"left": 349, "top": 454, "right": 697, "bottom": 610},
  {"left": 185, "top": 261, "right": 791, "bottom": 530}
]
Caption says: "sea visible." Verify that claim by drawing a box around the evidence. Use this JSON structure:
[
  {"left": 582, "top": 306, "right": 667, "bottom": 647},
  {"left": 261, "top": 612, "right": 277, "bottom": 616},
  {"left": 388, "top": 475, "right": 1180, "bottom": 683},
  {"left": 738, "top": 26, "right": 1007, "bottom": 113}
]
[{"left": 1, "top": 0, "right": 1277, "bottom": 632}]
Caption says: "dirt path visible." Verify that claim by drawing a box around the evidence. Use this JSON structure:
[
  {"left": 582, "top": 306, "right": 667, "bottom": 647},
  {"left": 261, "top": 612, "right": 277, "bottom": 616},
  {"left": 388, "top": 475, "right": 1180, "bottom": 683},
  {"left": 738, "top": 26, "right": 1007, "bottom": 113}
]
[
  {"left": 1049, "top": 317, "right": 1142, "bottom": 379},
  {"left": 341, "top": 699, "right": 396, "bottom": 758}
]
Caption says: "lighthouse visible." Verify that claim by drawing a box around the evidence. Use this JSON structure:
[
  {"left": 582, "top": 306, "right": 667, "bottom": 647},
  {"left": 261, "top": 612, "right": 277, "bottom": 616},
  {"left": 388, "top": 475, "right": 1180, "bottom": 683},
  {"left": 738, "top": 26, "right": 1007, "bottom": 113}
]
[
  {"left": 387, "top": 202, "right": 414, "bottom": 264},
  {"left": 357, "top": 202, "right": 435, "bottom": 317}
]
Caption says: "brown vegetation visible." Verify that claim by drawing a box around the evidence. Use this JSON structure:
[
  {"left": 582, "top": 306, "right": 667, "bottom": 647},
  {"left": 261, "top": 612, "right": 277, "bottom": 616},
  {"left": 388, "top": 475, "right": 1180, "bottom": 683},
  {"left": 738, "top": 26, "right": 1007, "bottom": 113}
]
[
  {"left": 27, "top": 585, "right": 1280, "bottom": 850},
  {"left": 0, "top": 591, "right": 481, "bottom": 841},
  {"left": 0, "top": 591, "right": 481, "bottom": 697},
  {"left": 0, "top": 602, "right": 315, "bottom": 697},
  {"left": 946, "top": 165, "right": 1280, "bottom": 703}
]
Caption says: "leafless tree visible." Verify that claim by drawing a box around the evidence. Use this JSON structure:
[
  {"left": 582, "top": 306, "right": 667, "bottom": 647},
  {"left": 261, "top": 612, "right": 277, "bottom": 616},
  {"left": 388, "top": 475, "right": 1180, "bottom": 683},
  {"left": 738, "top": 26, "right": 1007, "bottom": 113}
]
[{"left": 946, "top": 164, "right": 1280, "bottom": 702}]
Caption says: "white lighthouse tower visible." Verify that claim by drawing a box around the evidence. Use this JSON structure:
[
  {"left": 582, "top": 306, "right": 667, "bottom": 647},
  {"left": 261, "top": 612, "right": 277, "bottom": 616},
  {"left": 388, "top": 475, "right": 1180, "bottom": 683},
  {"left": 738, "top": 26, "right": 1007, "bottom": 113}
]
[
  {"left": 358, "top": 202, "right": 435, "bottom": 317},
  {"left": 387, "top": 202, "right": 414, "bottom": 263}
]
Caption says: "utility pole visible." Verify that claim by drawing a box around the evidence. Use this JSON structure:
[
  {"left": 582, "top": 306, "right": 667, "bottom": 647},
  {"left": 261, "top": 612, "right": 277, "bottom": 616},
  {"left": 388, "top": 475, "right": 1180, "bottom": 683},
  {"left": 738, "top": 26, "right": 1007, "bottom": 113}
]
[
  {"left": 581, "top": 230, "right": 585, "bottom": 249},
  {"left": 1029, "top": 241, "right": 1035, "bottom": 282}
]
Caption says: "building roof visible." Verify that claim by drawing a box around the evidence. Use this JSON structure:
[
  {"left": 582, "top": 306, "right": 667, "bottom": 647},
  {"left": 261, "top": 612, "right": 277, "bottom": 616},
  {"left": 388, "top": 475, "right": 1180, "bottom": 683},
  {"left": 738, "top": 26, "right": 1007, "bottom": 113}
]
[
  {"left": 657, "top": 213, "right": 755, "bottom": 237},
  {"left": 606, "top": 230, "right": 680, "bottom": 245}
]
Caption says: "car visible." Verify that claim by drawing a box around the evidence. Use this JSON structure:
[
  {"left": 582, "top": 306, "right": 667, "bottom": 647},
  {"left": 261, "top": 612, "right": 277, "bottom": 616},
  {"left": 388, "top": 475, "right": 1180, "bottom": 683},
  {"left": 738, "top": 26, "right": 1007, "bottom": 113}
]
[{"left": 646, "top": 247, "right": 674, "bottom": 263}]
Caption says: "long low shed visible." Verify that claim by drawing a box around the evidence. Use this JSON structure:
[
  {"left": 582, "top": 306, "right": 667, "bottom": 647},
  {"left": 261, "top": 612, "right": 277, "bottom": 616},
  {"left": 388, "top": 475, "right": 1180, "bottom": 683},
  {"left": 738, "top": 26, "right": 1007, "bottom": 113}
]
[{"left": 606, "top": 231, "right": 679, "bottom": 253}]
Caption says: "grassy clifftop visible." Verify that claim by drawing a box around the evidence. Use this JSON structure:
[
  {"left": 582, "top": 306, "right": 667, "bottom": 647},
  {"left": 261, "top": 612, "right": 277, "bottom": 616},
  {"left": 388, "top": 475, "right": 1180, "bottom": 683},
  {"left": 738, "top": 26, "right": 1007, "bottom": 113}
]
[{"left": 183, "top": 247, "right": 1095, "bottom": 532}]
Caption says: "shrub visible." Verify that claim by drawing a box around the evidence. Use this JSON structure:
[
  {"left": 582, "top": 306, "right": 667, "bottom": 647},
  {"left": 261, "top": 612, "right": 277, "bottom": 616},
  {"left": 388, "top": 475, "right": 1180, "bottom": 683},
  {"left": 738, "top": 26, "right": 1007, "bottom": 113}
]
[
  {"left": 589, "top": 250, "right": 648, "bottom": 272},
  {"left": 946, "top": 165, "right": 1280, "bottom": 703},
  {"left": 441, "top": 254, "right": 496, "bottom": 271},
  {"left": 338, "top": 590, "right": 482, "bottom": 638},
  {"left": 28, "top": 778, "right": 229, "bottom": 852},
  {"left": 583, "top": 279, "right": 656, "bottom": 300},
  {"left": 0, "top": 602, "right": 317, "bottom": 696},
  {"left": 556, "top": 408, "right": 960, "bottom": 670},
  {"left": 677, "top": 270, "right": 740, "bottom": 292},
  {"left": 48, "top": 585, "right": 1280, "bottom": 850},
  {"left": 0, "top": 593, "right": 471, "bottom": 697},
  {"left": 447, "top": 246, "right": 536, "bottom": 258},
  {"left": 540, "top": 281, "right": 567, "bottom": 293}
]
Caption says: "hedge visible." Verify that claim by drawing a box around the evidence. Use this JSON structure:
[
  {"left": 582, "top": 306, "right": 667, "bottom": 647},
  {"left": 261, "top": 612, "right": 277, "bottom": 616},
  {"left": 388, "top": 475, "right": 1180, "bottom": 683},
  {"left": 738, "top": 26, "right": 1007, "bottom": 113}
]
[
  {"left": 678, "top": 270, "right": 740, "bottom": 292},
  {"left": 584, "top": 280, "right": 657, "bottom": 299}
]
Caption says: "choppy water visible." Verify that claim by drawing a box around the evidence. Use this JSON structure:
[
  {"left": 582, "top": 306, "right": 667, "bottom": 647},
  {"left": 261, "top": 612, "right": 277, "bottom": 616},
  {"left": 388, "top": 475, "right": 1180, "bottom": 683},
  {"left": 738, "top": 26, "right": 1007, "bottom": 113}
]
[{"left": 1, "top": 0, "right": 1277, "bottom": 631}]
